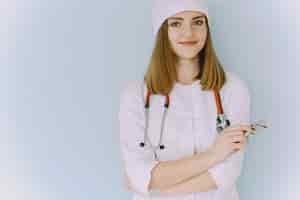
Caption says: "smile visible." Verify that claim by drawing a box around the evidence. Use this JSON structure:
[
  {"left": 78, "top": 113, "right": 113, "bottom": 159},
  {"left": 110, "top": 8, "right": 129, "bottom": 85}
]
[{"left": 178, "top": 41, "right": 198, "bottom": 46}]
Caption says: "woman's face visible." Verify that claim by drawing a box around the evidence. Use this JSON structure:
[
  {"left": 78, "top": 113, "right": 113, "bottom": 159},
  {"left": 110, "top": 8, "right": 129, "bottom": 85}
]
[{"left": 167, "top": 10, "right": 207, "bottom": 60}]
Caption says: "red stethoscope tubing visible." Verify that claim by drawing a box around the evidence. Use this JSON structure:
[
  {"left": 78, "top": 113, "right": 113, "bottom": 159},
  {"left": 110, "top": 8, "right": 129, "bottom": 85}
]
[{"left": 145, "top": 88, "right": 224, "bottom": 114}]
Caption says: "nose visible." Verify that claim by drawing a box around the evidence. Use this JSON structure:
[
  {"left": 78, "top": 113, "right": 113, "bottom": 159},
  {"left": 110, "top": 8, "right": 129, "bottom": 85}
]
[{"left": 181, "top": 24, "right": 193, "bottom": 37}]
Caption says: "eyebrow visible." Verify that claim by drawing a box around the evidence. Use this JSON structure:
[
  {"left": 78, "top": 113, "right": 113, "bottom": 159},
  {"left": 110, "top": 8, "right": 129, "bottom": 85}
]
[{"left": 168, "top": 15, "right": 205, "bottom": 21}]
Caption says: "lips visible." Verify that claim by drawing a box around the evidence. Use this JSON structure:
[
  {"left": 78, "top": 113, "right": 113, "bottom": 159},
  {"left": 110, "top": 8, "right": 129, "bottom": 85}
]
[{"left": 179, "top": 41, "right": 198, "bottom": 45}]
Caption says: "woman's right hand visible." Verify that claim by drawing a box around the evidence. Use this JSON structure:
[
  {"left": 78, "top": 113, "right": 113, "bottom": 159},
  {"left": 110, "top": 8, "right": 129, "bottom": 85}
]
[{"left": 207, "top": 124, "right": 255, "bottom": 164}]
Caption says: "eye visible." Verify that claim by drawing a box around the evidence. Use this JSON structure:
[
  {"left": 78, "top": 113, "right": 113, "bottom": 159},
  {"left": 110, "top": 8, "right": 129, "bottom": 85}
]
[
  {"left": 169, "top": 21, "right": 180, "bottom": 27},
  {"left": 194, "top": 20, "right": 204, "bottom": 25}
]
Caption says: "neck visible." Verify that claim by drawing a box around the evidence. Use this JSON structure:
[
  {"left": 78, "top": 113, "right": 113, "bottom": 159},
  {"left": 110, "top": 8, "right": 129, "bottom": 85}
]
[{"left": 176, "top": 57, "right": 200, "bottom": 84}]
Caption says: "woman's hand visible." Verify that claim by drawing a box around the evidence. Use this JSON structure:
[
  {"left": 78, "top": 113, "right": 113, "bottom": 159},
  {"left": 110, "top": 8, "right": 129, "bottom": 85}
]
[
  {"left": 207, "top": 124, "right": 255, "bottom": 164},
  {"left": 124, "top": 172, "right": 133, "bottom": 191}
]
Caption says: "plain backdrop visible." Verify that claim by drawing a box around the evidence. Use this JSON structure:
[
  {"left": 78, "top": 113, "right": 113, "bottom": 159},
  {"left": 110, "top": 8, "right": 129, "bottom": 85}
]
[{"left": 1, "top": 0, "right": 299, "bottom": 199}]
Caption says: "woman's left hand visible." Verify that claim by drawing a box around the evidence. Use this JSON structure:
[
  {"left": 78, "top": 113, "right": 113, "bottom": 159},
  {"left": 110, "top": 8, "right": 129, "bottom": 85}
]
[{"left": 123, "top": 172, "right": 133, "bottom": 191}]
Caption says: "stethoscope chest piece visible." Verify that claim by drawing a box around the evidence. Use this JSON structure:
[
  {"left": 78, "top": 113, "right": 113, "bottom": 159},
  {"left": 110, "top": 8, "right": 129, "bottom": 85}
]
[
  {"left": 216, "top": 113, "right": 231, "bottom": 134},
  {"left": 214, "top": 88, "right": 231, "bottom": 134}
]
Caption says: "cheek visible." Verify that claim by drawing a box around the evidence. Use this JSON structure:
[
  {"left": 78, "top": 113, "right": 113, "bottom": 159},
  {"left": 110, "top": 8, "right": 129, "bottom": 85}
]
[
  {"left": 168, "top": 30, "right": 181, "bottom": 42},
  {"left": 197, "top": 29, "right": 207, "bottom": 40},
  {"left": 202, "top": 31, "right": 207, "bottom": 41},
  {"left": 196, "top": 31, "right": 207, "bottom": 46}
]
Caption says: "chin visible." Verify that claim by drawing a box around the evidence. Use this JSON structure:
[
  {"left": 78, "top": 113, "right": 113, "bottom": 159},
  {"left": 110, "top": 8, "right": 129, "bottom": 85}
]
[
  {"left": 173, "top": 47, "right": 201, "bottom": 58},
  {"left": 176, "top": 51, "right": 200, "bottom": 59}
]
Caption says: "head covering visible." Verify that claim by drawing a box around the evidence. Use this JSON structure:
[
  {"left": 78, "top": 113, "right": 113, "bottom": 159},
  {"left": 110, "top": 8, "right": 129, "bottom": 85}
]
[{"left": 152, "top": 0, "right": 210, "bottom": 38}]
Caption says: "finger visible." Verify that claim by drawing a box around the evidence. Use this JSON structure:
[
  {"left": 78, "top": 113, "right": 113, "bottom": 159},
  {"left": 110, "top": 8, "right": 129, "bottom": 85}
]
[
  {"left": 125, "top": 180, "right": 133, "bottom": 191},
  {"left": 233, "top": 137, "right": 247, "bottom": 144},
  {"left": 224, "top": 125, "right": 255, "bottom": 135},
  {"left": 222, "top": 124, "right": 244, "bottom": 131},
  {"left": 223, "top": 125, "right": 249, "bottom": 133},
  {"left": 124, "top": 179, "right": 130, "bottom": 190},
  {"left": 232, "top": 143, "right": 244, "bottom": 151},
  {"left": 230, "top": 135, "right": 246, "bottom": 143},
  {"left": 124, "top": 174, "right": 132, "bottom": 187},
  {"left": 241, "top": 127, "right": 256, "bottom": 135},
  {"left": 224, "top": 130, "right": 244, "bottom": 137},
  {"left": 224, "top": 123, "right": 252, "bottom": 130}
]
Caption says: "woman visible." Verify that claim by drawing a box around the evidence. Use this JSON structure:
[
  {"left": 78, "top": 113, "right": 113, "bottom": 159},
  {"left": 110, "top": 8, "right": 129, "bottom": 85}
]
[{"left": 118, "top": 0, "right": 255, "bottom": 199}]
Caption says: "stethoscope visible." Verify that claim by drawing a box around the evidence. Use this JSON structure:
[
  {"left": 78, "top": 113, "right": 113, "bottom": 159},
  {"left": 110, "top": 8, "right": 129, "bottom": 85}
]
[{"left": 138, "top": 82, "right": 231, "bottom": 161}]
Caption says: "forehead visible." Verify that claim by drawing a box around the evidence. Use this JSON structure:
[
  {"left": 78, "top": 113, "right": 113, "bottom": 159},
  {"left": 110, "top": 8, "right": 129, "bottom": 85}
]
[{"left": 168, "top": 10, "right": 206, "bottom": 20}]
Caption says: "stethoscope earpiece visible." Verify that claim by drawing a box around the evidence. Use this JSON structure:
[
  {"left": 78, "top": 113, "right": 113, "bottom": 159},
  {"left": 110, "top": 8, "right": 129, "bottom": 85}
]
[
  {"left": 139, "top": 142, "right": 145, "bottom": 147},
  {"left": 139, "top": 141, "right": 165, "bottom": 150}
]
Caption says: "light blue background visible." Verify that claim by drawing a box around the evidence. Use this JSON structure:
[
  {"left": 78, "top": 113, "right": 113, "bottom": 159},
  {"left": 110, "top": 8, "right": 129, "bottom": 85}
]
[{"left": 1, "top": 0, "right": 299, "bottom": 199}]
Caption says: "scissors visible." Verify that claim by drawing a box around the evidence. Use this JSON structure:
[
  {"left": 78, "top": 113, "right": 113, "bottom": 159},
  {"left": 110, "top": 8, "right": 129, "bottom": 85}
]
[{"left": 244, "top": 120, "right": 269, "bottom": 137}]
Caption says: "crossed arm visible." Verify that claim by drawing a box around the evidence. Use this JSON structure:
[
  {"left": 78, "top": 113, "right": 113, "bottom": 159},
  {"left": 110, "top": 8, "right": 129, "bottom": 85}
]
[
  {"left": 123, "top": 150, "right": 219, "bottom": 196},
  {"left": 124, "top": 170, "right": 217, "bottom": 196}
]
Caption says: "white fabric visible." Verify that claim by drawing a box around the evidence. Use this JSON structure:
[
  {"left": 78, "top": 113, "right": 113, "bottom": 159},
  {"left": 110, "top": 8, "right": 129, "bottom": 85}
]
[
  {"left": 118, "top": 71, "right": 251, "bottom": 200},
  {"left": 152, "top": 0, "right": 210, "bottom": 38}
]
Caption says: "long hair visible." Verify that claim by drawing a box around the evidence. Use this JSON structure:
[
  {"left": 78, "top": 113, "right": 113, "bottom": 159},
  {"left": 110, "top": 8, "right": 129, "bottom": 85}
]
[{"left": 144, "top": 15, "right": 227, "bottom": 95}]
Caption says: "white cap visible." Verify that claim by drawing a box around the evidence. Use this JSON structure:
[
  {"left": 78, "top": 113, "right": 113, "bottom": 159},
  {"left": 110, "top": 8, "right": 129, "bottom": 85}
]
[{"left": 152, "top": 0, "right": 210, "bottom": 38}]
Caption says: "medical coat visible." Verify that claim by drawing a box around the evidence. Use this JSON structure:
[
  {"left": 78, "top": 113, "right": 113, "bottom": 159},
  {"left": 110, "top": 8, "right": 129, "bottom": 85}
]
[{"left": 118, "top": 71, "right": 251, "bottom": 200}]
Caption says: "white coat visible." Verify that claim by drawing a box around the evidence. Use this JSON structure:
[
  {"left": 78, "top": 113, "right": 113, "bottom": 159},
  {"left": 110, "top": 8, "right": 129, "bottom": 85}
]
[{"left": 118, "top": 71, "right": 251, "bottom": 200}]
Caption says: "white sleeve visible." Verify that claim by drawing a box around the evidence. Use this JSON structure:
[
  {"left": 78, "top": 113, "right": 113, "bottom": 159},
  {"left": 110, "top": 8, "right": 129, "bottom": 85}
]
[
  {"left": 118, "top": 81, "right": 160, "bottom": 196},
  {"left": 207, "top": 74, "right": 251, "bottom": 189}
]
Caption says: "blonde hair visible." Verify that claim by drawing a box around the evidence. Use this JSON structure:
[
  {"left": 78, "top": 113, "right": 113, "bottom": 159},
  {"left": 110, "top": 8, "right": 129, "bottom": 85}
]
[{"left": 144, "top": 16, "right": 227, "bottom": 95}]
